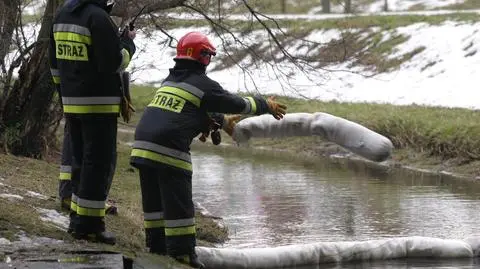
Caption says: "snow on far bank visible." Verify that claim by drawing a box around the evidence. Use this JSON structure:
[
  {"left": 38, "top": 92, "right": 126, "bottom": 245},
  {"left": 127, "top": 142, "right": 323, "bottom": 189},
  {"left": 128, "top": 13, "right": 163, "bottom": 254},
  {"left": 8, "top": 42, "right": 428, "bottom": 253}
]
[
  {"left": 11, "top": 17, "right": 480, "bottom": 110},
  {"left": 130, "top": 21, "right": 480, "bottom": 110},
  {"left": 364, "top": 0, "right": 465, "bottom": 13}
]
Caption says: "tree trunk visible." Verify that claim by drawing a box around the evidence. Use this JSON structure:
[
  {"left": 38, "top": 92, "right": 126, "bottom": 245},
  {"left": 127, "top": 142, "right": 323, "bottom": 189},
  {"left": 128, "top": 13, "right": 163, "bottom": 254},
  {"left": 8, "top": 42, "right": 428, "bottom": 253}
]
[
  {"left": 0, "top": 0, "right": 20, "bottom": 74},
  {"left": 384, "top": 0, "right": 389, "bottom": 11},
  {"left": 322, "top": 0, "right": 331, "bottom": 13},
  {"left": 344, "top": 0, "right": 352, "bottom": 13},
  {"left": 0, "top": 0, "right": 63, "bottom": 158}
]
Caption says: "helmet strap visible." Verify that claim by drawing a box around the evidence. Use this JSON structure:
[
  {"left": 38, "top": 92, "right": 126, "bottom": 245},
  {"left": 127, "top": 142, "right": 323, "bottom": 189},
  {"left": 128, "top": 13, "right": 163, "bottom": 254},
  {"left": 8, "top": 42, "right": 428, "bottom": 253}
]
[{"left": 104, "top": 0, "right": 115, "bottom": 14}]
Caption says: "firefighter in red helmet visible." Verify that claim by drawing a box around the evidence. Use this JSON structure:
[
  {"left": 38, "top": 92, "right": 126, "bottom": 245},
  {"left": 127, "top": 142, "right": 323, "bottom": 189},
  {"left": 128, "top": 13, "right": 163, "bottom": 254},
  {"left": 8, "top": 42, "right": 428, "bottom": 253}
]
[{"left": 130, "top": 31, "right": 286, "bottom": 268}]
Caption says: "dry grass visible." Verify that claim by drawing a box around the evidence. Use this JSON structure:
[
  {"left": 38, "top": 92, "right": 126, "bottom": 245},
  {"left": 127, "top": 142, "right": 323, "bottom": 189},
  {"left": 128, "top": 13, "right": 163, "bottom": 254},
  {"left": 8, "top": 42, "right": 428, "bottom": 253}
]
[
  {"left": 0, "top": 139, "right": 228, "bottom": 267},
  {"left": 128, "top": 84, "right": 480, "bottom": 178},
  {"left": 130, "top": 86, "right": 480, "bottom": 163}
]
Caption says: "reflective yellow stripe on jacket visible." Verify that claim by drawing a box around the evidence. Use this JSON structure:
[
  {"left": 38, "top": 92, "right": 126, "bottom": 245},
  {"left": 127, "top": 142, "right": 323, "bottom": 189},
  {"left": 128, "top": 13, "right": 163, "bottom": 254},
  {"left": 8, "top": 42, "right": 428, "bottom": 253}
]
[
  {"left": 50, "top": 68, "right": 61, "bottom": 84},
  {"left": 62, "top": 96, "right": 120, "bottom": 114},
  {"left": 53, "top": 23, "right": 91, "bottom": 61},
  {"left": 131, "top": 141, "right": 192, "bottom": 171},
  {"left": 241, "top": 97, "right": 257, "bottom": 114},
  {"left": 148, "top": 81, "right": 205, "bottom": 113}
]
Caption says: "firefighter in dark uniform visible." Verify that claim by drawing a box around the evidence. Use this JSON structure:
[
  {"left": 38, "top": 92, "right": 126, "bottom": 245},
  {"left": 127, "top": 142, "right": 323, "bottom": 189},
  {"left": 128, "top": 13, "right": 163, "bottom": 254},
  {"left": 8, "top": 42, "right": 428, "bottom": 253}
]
[
  {"left": 130, "top": 31, "right": 287, "bottom": 268},
  {"left": 48, "top": 0, "right": 136, "bottom": 245},
  {"left": 57, "top": 124, "right": 117, "bottom": 215}
]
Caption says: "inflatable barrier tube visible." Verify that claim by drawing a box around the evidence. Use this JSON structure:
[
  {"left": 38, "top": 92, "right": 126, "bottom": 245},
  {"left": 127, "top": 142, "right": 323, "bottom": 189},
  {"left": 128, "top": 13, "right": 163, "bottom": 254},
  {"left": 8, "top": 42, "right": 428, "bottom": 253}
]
[
  {"left": 232, "top": 112, "right": 394, "bottom": 162},
  {"left": 196, "top": 236, "right": 480, "bottom": 269}
]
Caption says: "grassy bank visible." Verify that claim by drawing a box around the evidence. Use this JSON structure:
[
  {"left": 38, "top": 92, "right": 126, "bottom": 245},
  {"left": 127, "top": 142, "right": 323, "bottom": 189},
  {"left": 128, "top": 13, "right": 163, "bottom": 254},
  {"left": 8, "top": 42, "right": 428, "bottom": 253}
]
[
  {"left": 129, "top": 85, "right": 480, "bottom": 178},
  {"left": 0, "top": 141, "right": 228, "bottom": 267}
]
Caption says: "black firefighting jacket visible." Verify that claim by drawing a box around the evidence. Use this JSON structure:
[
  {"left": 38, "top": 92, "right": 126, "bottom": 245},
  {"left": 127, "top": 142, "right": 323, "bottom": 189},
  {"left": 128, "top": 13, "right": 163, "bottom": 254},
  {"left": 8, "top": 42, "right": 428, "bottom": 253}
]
[
  {"left": 48, "top": 0, "right": 135, "bottom": 115},
  {"left": 130, "top": 59, "right": 272, "bottom": 172}
]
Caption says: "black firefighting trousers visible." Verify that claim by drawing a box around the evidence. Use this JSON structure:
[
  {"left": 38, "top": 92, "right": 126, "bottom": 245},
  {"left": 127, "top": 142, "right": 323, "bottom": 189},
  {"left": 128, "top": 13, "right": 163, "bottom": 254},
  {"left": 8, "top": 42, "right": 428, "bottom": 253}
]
[
  {"left": 66, "top": 114, "right": 117, "bottom": 233},
  {"left": 58, "top": 121, "right": 116, "bottom": 208},
  {"left": 138, "top": 164, "right": 197, "bottom": 257}
]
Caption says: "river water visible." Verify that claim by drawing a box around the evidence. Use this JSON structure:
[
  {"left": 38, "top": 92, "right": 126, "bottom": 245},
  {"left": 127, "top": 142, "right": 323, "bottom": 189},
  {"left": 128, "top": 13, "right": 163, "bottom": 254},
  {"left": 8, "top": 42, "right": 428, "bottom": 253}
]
[{"left": 191, "top": 146, "right": 480, "bottom": 268}]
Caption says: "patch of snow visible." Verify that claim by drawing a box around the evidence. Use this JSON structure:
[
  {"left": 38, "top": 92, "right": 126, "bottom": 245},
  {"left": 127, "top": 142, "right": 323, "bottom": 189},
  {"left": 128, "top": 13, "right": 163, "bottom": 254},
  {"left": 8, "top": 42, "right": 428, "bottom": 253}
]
[
  {"left": 16, "top": 230, "right": 63, "bottom": 245},
  {"left": 26, "top": 191, "right": 48, "bottom": 200},
  {"left": 131, "top": 21, "right": 480, "bottom": 110},
  {"left": 125, "top": 141, "right": 133, "bottom": 147},
  {"left": 311, "top": 0, "right": 466, "bottom": 13},
  {"left": 0, "top": 238, "right": 11, "bottom": 245},
  {"left": 23, "top": 0, "right": 46, "bottom": 16},
  {"left": 195, "top": 201, "right": 214, "bottom": 217},
  {"left": 36, "top": 208, "right": 69, "bottom": 231},
  {"left": 194, "top": 201, "right": 226, "bottom": 228},
  {"left": 381, "top": 0, "right": 464, "bottom": 12},
  {"left": 0, "top": 193, "right": 24, "bottom": 201},
  {"left": 0, "top": 232, "right": 63, "bottom": 252}
]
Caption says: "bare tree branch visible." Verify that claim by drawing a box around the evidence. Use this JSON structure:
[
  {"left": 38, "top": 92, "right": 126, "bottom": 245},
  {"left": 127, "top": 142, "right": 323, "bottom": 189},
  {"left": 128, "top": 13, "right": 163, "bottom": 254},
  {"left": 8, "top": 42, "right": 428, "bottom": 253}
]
[
  {"left": 147, "top": 13, "right": 176, "bottom": 48},
  {"left": 110, "top": 0, "right": 187, "bottom": 18}
]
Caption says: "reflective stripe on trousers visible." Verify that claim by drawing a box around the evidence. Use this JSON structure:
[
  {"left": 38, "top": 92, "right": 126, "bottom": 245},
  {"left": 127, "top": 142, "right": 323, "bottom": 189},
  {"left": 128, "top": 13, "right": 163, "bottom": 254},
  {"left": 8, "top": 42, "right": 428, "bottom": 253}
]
[
  {"left": 71, "top": 194, "right": 106, "bottom": 217},
  {"left": 164, "top": 218, "right": 196, "bottom": 236},
  {"left": 144, "top": 211, "right": 165, "bottom": 228},
  {"left": 59, "top": 165, "right": 72, "bottom": 180}
]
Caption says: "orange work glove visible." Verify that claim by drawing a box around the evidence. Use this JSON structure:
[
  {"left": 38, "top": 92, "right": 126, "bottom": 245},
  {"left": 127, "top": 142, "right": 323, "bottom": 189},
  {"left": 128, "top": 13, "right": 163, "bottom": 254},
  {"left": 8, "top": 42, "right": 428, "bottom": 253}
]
[
  {"left": 120, "top": 96, "right": 136, "bottom": 123},
  {"left": 222, "top": 114, "right": 242, "bottom": 137},
  {"left": 266, "top": 96, "right": 287, "bottom": 120}
]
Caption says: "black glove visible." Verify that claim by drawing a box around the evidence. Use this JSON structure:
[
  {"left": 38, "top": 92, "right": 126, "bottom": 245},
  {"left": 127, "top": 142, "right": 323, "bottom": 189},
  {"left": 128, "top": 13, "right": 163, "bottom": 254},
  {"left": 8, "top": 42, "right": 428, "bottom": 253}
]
[{"left": 120, "top": 30, "right": 136, "bottom": 57}]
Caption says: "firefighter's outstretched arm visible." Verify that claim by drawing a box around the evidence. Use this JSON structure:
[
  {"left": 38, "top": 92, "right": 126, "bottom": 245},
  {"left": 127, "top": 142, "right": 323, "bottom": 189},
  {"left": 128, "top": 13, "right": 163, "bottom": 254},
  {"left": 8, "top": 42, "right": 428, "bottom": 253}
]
[
  {"left": 202, "top": 80, "right": 287, "bottom": 119},
  {"left": 201, "top": 81, "right": 287, "bottom": 137},
  {"left": 90, "top": 10, "right": 135, "bottom": 73}
]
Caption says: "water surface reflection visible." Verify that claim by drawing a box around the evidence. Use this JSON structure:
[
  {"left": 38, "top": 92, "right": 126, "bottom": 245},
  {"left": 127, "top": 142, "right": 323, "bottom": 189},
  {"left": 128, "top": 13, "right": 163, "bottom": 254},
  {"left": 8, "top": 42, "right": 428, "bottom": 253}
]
[{"left": 192, "top": 149, "right": 480, "bottom": 250}]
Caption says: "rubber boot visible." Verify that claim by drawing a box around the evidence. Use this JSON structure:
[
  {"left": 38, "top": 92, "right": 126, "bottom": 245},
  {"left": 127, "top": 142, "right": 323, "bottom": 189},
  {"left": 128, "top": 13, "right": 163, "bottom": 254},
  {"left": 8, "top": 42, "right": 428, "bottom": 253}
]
[
  {"left": 175, "top": 252, "right": 204, "bottom": 269},
  {"left": 61, "top": 198, "right": 72, "bottom": 212},
  {"left": 105, "top": 202, "right": 118, "bottom": 215},
  {"left": 146, "top": 229, "right": 166, "bottom": 255},
  {"left": 73, "top": 231, "right": 116, "bottom": 245},
  {"left": 72, "top": 217, "right": 116, "bottom": 245},
  {"left": 67, "top": 211, "right": 76, "bottom": 234}
]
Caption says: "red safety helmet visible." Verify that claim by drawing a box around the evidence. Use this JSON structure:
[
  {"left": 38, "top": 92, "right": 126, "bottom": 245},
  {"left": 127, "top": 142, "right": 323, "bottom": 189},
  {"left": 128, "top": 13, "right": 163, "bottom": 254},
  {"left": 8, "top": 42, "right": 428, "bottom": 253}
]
[{"left": 175, "top": 32, "right": 217, "bottom": 66}]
